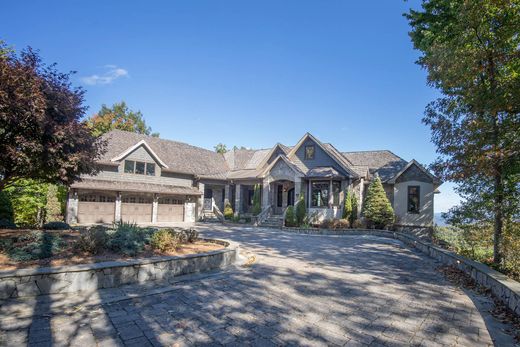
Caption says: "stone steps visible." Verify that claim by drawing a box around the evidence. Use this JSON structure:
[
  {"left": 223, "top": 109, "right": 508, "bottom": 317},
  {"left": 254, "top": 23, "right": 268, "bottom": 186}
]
[{"left": 260, "top": 216, "right": 284, "bottom": 228}]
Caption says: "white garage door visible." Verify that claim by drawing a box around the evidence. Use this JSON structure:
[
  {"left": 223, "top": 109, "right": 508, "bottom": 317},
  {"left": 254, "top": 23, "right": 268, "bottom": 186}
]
[{"left": 157, "top": 196, "right": 184, "bottom": 222}]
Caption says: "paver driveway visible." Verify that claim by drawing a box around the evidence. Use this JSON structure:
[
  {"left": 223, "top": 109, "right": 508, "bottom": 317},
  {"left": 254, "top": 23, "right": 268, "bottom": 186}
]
[{"left": 0, "top": 225, "right": 507, "bottom": 346}]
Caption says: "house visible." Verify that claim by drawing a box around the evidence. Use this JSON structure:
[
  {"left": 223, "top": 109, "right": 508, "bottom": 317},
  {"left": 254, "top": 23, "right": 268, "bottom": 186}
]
[{"left": 66, "top": 130, "right": 441, "bottom": 228}]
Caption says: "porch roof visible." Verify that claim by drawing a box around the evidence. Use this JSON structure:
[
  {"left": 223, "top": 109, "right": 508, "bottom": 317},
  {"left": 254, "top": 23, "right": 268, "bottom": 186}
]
[
  {"left": 305, "top": 167, "right": 345, "bottom": 179},
  {"left": 71, "top": 179, "right": 203, "bottom": 195}
]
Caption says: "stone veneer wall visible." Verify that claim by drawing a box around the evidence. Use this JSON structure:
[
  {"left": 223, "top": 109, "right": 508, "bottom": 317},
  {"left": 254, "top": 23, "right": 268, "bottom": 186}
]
[
  {"left": 0, "top": 239, "right": 238, "bottom": 299},
  {"left": 279, "top": 226, "right": 520, "bottom": 316}
]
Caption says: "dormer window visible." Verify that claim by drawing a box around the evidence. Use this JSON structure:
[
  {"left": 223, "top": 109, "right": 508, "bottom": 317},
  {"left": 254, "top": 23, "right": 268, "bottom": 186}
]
[
  {"left": 305, "top": 145, "right": 315, "bottom": 160},
  {"left": 124, "top": 160, "right": 156, "bottom": 176}
]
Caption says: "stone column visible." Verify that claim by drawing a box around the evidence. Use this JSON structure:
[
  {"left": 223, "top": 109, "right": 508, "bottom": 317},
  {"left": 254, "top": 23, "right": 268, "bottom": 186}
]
[
  {"left": 224, "top": 184, "right": 231, "bottom": 206},
  {"left": 66, "top": 190, "right": 78, "bottom": 224},
  {"left": 234, "top": 184, "right": 241, "bottom": 216},
  {"left": 328, "top": 179, "right": 334, "bottom": 208},
  {"left": 262, "top": 178, "right": 270, "bottom": 210},
  {"left": 294, "top": 177, "right": 302, "bottom": 201},
  {"left": 115, "top": 192, "right": 122, "bottom": 222},
  {"left": 152, "top": 194, "right": 158, "bottom": 224},
  {"left": 197, "top": 182, "right": 205, "bottom": 220}
]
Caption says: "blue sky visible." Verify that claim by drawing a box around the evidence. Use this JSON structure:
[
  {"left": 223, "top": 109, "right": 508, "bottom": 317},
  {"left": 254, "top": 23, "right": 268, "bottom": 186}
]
[{"left": 1, "top": 1, "right": 461, "bottom": 212}]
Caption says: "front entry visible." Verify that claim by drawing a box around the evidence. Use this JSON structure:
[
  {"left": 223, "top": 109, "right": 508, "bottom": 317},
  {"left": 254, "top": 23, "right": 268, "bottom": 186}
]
[
  {"left": 287, "top": 188, "right": 295, "bottom": 207},
  {"left": 272, "top": 181, "right": 295, "bottom": 215}
]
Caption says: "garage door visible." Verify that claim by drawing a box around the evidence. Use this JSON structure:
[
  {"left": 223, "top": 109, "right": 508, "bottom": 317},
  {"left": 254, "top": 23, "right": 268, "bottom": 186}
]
[
  {"left": 121, "top": 195, "right": 153, "bottom": 223},
  {"left": 157, "top": 196, "right": 184, "bottom": 222},
  {"left": 77, "top": 193, "right": 115, "bottom": 224}
]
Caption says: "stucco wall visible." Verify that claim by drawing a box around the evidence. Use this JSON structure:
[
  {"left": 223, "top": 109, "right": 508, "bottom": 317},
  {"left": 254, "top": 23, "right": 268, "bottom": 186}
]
[{"left": 393, "top": 180, "right": 434, "bottom": 226}]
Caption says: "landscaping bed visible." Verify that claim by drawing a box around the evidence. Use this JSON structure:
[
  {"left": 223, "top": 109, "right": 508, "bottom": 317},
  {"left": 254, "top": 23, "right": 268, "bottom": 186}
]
[{"left": 0, "top": 224, "right": 224, "bottom": 271}]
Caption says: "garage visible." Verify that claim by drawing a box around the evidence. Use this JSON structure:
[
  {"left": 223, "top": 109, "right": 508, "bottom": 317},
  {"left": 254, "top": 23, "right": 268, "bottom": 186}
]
[
  {"left": 157, "top": 196, "right": 185, "bottom": 222},
  {"left": 121, "top": 195, "right": 153, "bottom": 224},
  {"left": 77, "top": 192, "right": 115, "bottom": 224}
]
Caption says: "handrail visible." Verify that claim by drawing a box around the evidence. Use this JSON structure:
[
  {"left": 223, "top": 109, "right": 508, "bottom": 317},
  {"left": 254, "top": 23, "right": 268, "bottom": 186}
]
[
  {"left": 212, "top": 199, "right": 225, "bottom": 222},
  {"left": 254, "top": 205, "right": 272, "bottom": 226}
]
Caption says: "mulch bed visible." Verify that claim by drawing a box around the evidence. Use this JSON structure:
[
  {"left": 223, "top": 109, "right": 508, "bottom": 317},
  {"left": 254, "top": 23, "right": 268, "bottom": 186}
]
[{"left": 0, "top": 229, "right": 224, "bottom": 271}]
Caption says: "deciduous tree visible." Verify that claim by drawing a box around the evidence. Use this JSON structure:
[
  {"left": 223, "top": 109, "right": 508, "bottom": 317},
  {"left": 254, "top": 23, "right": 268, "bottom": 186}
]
[
  {"left": 406, "top": 0, "right": 520, "bottom": 265},
  {"left": 0, "top": 43, "right": 103, "bottom": 190}
]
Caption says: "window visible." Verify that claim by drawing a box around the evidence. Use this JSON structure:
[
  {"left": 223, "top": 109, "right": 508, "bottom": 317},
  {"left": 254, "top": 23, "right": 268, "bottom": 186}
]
[
  {"left": 311, "top": 181, "right": 329, "bottom": 207},
  {"left": 124, "top": 160, "right": 135, "bottom": 173},
  {"left": 407, "top": 186, "right": 420, "bottom": 213},
  {"left": 124, "top": 160, "right": 156, "bottom": 175},
  {"left": 332, "top": 181, "right": 341, "bottom": 206},
  {"left": 277, "top": 185, "right": 283, "bottom": 207},
  {"left": 305, "top": 145, "right": 315, "bottom": 160},
  {"left": 135, "top": 161, "right": 145, "bottom": 174}
]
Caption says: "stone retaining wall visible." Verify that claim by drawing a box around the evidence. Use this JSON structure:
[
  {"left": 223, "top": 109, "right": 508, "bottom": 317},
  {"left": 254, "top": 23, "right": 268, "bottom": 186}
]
[
  {"left": 281, "top": 226, "right": 520, "bottom": 317},
  {"left": 0, "top": 239, "right": 238, "bottom": 299}
]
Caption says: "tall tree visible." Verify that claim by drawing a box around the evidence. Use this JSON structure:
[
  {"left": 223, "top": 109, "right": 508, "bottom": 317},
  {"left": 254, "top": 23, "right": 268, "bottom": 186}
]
[
  {"left": 0, "top": 43, "right": 103, "bottom": 190},
  {"left": 406, "top": 0, "right": 520, "bottom": 265},
  {"left": 214, "top": 143, "right": 228, "bottom": 154},
  {"left": 86, "top": 101, "right": 159, "bottom": 137}
]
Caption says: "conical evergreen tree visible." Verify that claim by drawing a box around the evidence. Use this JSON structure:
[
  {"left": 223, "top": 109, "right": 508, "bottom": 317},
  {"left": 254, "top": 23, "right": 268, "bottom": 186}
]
[
  {"left": 350, "top": 193, "right": 358, "bottom": 226},
  {"left": 342, "top": 190, "right": 352, "bottom": 219},
  {"left": 362, "top": 176, "right": 394, "bottom": 229},
  {"left": 251, "top": 184, "right": 261, "bottom": 215}
]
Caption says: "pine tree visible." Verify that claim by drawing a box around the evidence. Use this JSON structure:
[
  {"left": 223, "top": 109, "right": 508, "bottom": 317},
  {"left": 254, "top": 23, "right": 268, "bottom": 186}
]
[
  {"left": 285, "top": 206, "right": 296, "bottom": 227},
  {"left": 342, "top": 190, "right": 352, "bottom": 219},
  {"left": 362, "top": 176, "right": 394, "bottom": 229}
]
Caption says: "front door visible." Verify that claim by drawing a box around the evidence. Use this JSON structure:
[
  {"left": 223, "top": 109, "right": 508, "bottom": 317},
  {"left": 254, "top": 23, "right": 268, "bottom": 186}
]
[
  {"left": 274, "top": 184, "right": 284, "bottom": 215},
  {"left": 287, "top": 188, "right": 295, "bottom": 207}
]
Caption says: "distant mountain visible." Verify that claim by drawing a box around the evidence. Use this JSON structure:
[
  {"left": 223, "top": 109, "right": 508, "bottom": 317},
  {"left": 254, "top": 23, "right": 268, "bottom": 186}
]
[{"left": 434, "top": 213, "right": 448, "bottom": 226}]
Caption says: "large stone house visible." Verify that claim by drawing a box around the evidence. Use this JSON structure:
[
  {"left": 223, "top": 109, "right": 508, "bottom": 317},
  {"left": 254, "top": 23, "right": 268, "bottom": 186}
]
[{"left": 66, "top": 130, "right": 441, "bottom": 227}]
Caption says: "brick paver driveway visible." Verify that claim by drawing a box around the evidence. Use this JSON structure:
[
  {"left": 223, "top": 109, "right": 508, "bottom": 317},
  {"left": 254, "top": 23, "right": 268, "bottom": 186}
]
[{"left": 0, "top": 225, "right": 506, "bottom": 346}]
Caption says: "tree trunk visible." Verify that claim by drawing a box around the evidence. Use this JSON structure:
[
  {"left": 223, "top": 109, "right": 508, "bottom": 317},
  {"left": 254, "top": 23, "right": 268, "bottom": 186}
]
[{"left": 493, "top": 167, "right": 504, "bottom": 265}]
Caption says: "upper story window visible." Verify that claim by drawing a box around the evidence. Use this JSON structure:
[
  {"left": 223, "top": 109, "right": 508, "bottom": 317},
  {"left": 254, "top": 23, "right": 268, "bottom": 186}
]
[
  {"left": 407, "top": 186, "right": 420, "bottom": 213},
  {"left": 124, "top": 160, "right": 156, "bottom": 176},
  {"left": 305, "top": 145, "right": 315, "bottom": 160}
]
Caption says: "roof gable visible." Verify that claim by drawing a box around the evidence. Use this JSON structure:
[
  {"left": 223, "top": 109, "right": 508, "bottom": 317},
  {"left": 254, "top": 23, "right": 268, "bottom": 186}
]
[
  {"left": 259, "top": 155, "right": 304, "bottom": 179},
  {"left": 111, "top": 140, "right": 168, "bottom": 168},
  {"left": 387, "top": 160, "right": 441, "bottom": 185},
  {"left": 287, "top": 133, "right": 358, "bottom": 178}
]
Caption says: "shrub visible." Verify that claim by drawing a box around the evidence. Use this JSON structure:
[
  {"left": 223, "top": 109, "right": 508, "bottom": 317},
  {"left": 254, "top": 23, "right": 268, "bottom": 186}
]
[
  {"left": 76, "top": 226, "right": 110, "bottom": 254},
  {"left": 295, "top": 196, "right": 307, "bottom": 226},
  {"left": 5, "top": 231, "right": 64, "bottom": 261},
  {"left": 0, "top": 219, "right": 16, "bottom": 229},
  {"left": 350, "top": 193, "right": 358, "bottom": 226},
  {"left": 151, "top": 229, "right": 178, "bottom": 252},
  {"left": 362, "top": 176, "right": 394, "bottom": 229},
  {"left": 108, "top": 221, "right": 154, "bottom": 256},
  {"left": 182, "top": 228, "right": 199, "bottom": 243},
  {"left": 342, "top": 191, "right": 352, "bottom": 220},
  {"left": 0, "top": 191, "right": 14, "bottom": 222},
  {"left": 42, "top": 221, "right": 70, "bottom": 230},
  {"left": 252, "top": 184, "right": 261, "bottom": 216},
  {"left": 285, "top": 206, "right": 296, "bottom": 227},
  {"left": 351, "top": 219, "right": 365, "bottom": 229},
  {"left": 45, "top": 185, "right": 62, "bottom": 222},
  {"left": 320, "top": 218, "right": 350, "bottom": 230},
  {"left": 224, "top": 202, "right": 234, "bottom": 220}
]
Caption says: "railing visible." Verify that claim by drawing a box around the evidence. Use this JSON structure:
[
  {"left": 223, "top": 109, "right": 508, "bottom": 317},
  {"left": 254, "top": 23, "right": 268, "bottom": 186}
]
[
  {"left": 253, "top": 205, "right": 272, "bottom": 226},
  {"left": 203, "top": 198, "right": 213, "bottom": 211},
  {"left": 212, "top": 199, "right": 225, "bottom": 222}
]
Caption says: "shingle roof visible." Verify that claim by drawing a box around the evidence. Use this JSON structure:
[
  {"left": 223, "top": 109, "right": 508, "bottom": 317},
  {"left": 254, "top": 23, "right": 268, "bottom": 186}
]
[
  {"left": 99, "top": 130, "right": 229, "bottom": 176},
  {"left": 71, "top": 178, "right": 202, "bottom": 195},
  {"left": 306, "top": 167, "right": 344, "bottom": 178},
  {"left": 341, "top": 150, "right": 408, "bottom": 181},
  {"left": 224, "top": 148, "right": 271, "bottom": 170}
]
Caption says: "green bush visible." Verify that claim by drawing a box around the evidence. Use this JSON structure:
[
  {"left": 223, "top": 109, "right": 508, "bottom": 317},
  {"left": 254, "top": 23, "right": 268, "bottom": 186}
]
[
  {"left": 108, "top": 221, "right": 154, "bottom": 256},
  {"left": 342, "top": 191, "right": 352, "bottom": 219},
  {"left": 42, "top": 221, "right": 70, "bottom": 230},
  {"left": 285, "top": 206, "right": 296, "bottom": 227},
  {"left": 45, "top": 185, "right": 62, "bottom": 223},
  {"left": 182, "top": 228, "right": 199, "bottom": 243},
  {"left": 362, "top": 176, "right": 394, "bottom": 229},
  {"left": 295, "top": 196, "right": 307, "bottom": 226},
  {"left": 75, "top": 226, "right": 110, "bottom": 254},
  {"left": 350, "top": 193, "right": 358, "bottom": 226},
  {"left": 3, "top": 231, "right": 64, "bottom": 261},
  {"left": 0, "top": 191, "right": 13, "bottom": 222},
  {"left": 151, "top": 229, "right": 178, "bottom": 252},
  {"left": 252, "top": 184, "right": 262, "bottom": 215},
  {"left": 224, "top": 202, "right": 234, "bottom": 220}
]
